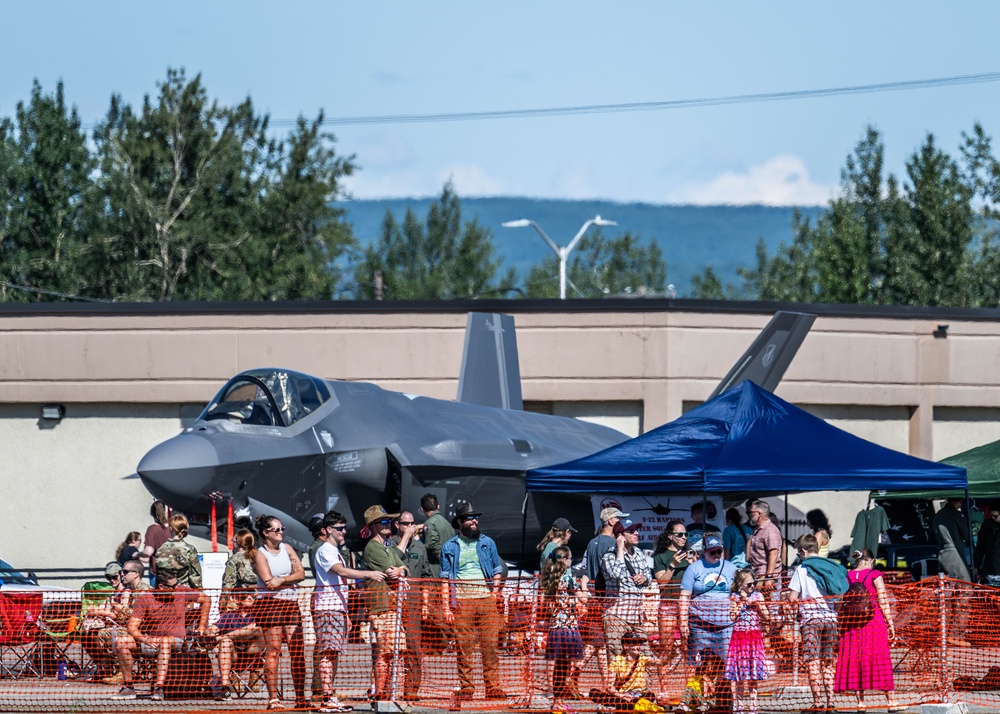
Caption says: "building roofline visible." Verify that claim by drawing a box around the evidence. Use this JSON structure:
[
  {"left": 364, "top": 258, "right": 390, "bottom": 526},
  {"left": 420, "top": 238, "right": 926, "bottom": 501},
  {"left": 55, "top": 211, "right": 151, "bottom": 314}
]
[{"left": 0, "top": 297, "right": 997, "bottom": 321}]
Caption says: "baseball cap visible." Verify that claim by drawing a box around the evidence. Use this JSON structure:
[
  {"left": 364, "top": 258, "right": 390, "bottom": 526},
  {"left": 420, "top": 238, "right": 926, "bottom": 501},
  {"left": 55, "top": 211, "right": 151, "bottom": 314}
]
[
  {"left": 600, "top": 507, "right": 630, "bottom": 524},
  {"left": 104, "top": 562, "right": 123, "bottom": 577},
  {"left": 552, "top": 517, "right": 578, "bottom": 533},
  {"left": 703, "top": 533, "right": 723, "bottom": 551},
  {"left": 612, "top": 518, "right": 642, "bottom": 536}
]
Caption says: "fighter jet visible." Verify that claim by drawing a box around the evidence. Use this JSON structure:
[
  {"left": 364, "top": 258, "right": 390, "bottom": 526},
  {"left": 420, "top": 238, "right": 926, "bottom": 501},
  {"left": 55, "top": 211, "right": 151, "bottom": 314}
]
[{"left": 137, "top": 310, "right": 814, "bottom": 557}]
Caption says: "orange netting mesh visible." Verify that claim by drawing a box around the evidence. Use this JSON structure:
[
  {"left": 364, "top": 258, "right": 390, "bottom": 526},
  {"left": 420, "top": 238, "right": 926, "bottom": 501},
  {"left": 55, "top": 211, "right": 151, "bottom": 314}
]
[{"left": 1, "top": 575, "right": 998, "bottom": 712}]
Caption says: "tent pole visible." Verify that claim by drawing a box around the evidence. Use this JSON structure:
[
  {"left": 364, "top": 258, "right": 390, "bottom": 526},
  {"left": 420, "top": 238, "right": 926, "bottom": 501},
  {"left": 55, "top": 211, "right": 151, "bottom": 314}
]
[
  {"left": 519, "top": 491, "right": 530, "bottom": 590},
  {"left": 784, "top": 493, "right": 790, "bottom": 564},
  {"left": 964, "top": 488, "right": 974, "bottom": 578}
]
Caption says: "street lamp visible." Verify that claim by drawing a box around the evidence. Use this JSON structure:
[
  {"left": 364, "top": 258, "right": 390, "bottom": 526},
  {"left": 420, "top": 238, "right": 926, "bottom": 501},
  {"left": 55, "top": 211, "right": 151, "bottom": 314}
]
[{"left": 501, "top": 215, "right": 617, "bottom": 299}]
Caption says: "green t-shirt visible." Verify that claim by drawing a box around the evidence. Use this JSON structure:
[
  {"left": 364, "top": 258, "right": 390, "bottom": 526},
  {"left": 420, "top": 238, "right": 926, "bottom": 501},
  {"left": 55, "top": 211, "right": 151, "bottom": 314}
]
[
  {"left": 363, "top": 538, "right": 406, "bottom": 614},
  {"left": 652, "top": 548, "right": 687, "bottom": 597},
  {"left": 455, "top": 536, "right": 490, "bottom": 599}
]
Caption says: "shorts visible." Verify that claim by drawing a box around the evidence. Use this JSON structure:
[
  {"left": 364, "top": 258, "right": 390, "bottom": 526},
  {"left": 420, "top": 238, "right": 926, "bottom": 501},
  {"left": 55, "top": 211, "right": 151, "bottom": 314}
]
[
  {"left": 252, "top": 595, "right": 301, "bottom": 629},
  {"left": 800, "top": 618, "right": 838, "bottom": 662},
  {"left": 314, "top": 610, "right": 349, "bottom": 653},
  {"left": 138, "top": 637, "right": 184, "bottom": 656},
  {"left": 603, "top": 613, "right": 640, "bottom": 657},
  {"left": 370, "top": 611, "right": 407, "bottom": 654}
]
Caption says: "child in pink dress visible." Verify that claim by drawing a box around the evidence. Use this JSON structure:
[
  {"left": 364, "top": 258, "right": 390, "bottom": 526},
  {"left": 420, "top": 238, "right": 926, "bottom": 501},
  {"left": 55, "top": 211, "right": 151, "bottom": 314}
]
[{"left": 724, "top": 569, "right": 770, "bottom": 714}]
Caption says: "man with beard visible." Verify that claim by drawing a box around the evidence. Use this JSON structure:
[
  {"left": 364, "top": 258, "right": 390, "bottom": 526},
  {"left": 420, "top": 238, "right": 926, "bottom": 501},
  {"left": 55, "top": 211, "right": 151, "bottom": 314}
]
[{"left": 439, "top": 502, "right": 507, "bottom": 701}]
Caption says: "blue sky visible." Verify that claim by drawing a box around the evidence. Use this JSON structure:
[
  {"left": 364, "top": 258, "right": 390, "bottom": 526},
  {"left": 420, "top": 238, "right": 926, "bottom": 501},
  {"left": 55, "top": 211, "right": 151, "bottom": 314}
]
[{"left": 5, "top": 2, "right": 1000, "bottom": 206}]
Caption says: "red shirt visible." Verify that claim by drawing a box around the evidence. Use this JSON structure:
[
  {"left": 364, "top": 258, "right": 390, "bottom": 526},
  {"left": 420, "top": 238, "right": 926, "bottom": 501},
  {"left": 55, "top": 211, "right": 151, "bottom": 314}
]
[{"left": 131, "top": 586, "right": 201, "bottom": 638}]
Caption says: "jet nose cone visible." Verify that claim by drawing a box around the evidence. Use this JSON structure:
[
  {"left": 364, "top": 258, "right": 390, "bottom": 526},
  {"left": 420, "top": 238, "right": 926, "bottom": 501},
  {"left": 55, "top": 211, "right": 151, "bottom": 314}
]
[{"left": 137, "top": 433, "right": 220, "bottom": 511}]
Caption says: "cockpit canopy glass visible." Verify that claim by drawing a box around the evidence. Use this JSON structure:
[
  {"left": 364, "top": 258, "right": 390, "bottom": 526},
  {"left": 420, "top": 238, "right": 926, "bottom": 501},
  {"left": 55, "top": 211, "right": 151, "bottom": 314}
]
[{"left": 200, "top": 369, "right": 330, "bottom": 427}]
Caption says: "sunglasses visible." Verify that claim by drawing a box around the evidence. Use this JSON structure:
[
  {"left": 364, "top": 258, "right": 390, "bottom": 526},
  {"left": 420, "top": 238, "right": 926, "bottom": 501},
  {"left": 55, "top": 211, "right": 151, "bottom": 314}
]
[
  {"left": 397, "top": 521, "right": 415, "bottom": 526},
  {"left": 377, "top": 519, "right": 393, "bottom": 526},
  {"left": 461, "top": 515, "right": 479, "bottom": 522},
  {"left": 670, "top": 532, "right": 688, "bottom": 537},
  {"left": 266, "top": 527, "right": 285, "bottom": 533},
  {"left": 706, "top": 548, "right": 724, "bottom": 556},
  {"left": 332, "top": 525, "right": 347, "bottom": 532}
]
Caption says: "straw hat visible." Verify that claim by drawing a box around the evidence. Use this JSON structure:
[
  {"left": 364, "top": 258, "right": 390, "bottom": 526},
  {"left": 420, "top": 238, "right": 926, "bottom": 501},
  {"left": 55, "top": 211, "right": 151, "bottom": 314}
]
[{"left": 363, "top": 504, "right": 400, "bottom": 526}]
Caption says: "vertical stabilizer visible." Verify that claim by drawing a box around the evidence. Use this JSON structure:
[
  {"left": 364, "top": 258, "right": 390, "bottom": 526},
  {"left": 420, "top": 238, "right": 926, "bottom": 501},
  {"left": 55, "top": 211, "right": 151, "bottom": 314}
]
[
  {"left": 456, "top": 312, "right": 523, "bottom": 410},
  {"left": 708, "top": 311, "right": 816, "bottom": 399}
]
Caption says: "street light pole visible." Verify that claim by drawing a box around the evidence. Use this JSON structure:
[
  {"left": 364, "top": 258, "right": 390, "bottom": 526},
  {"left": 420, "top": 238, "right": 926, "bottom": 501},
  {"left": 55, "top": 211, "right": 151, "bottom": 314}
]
[{"left": 502, "top": 215, "right": 617, "bottom": 299}]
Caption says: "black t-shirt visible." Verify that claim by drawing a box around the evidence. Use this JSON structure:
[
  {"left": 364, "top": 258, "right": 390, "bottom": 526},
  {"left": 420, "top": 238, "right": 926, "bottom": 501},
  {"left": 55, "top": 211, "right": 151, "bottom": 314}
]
[{"left": 119, "top": 545, "right": 140, "bottom": 566}]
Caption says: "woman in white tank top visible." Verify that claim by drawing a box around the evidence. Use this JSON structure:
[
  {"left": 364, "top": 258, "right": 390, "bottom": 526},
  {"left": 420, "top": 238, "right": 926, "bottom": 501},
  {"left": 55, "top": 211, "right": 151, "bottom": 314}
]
[{"left": 252, "top": 515, "right": 306, "bottom": 710}]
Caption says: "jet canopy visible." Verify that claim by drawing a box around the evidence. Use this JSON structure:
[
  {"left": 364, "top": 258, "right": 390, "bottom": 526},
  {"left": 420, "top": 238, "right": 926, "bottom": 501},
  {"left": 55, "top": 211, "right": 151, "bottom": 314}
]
[{"left": 199, "top": 369, "right": 331, "bottom": 428}]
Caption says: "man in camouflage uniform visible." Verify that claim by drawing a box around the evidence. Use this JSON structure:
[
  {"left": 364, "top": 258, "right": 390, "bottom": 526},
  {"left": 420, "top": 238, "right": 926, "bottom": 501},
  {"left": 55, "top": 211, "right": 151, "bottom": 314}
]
[{"left": 420, "top": 493, "right": 454, "bottom": 578}]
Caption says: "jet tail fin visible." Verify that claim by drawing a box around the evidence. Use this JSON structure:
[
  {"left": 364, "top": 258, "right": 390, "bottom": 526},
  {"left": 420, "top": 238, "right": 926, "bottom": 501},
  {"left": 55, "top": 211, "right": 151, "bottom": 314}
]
[
  {"left": 456, "top": 312, "right": 523, "bottom": 410},
  {"left": 708, "top": 311, "right": 816, "bottom": 399}
]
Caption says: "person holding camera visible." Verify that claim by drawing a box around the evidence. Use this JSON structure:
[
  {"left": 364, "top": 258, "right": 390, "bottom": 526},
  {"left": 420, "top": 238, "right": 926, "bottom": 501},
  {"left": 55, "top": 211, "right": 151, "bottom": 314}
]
[{"left": 653, "top": 520, "right": 695, "bottom": 658}]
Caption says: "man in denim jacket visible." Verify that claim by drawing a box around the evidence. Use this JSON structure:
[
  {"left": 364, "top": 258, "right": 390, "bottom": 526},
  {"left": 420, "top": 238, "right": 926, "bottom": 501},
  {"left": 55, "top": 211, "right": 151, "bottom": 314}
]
[{"left": 439, "top": 502, "right": 507, "bottom": 701}]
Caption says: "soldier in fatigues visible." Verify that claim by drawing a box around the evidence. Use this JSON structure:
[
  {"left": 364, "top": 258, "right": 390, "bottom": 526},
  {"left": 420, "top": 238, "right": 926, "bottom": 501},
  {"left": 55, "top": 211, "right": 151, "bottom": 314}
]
[
  {"left": 154, "top": 513, "right": 203, "bottom": 588},
  {"left": 420, "top": 493, "right": 455, "bottom": 578}
]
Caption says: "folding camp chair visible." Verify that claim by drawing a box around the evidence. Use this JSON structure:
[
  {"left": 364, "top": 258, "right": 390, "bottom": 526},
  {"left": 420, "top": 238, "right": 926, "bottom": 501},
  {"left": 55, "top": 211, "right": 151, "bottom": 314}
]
[{"left": 0, "top": 591, "right": 44, "bottom": 678}]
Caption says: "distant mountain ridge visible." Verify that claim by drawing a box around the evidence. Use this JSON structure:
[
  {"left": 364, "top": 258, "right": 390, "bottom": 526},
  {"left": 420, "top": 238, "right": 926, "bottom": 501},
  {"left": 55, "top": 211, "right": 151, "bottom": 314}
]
[{"left": 341, "top": 197, "right": 825, "bottom": 297}]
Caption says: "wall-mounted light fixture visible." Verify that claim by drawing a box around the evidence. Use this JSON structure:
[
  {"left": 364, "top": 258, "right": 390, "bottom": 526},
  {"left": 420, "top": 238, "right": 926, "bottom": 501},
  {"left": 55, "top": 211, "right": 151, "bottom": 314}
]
[
  {"left": 40, "top": 404, "right": 65, "bottom": 421},
  {"left": 933, "top": 324, "right": 949, "bottom": 339}
]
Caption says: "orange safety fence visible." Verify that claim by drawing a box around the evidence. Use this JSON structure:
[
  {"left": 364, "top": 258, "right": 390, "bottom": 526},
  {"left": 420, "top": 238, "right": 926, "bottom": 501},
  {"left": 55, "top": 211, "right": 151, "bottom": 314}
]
[{"left": 2, "top": 575, "right": 1000, "bottom": 712}]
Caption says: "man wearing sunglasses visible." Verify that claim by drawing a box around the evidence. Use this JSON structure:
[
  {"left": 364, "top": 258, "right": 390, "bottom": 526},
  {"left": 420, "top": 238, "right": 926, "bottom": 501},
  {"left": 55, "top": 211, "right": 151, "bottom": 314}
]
[
  {"left": 392, "top": 511, "right": 430, "bottom": 700},
  {"left": 113, "top": 560, "right": 211, "bottom": 700},
  {"left": 439, "top": 502, "right": 507, "bottom": 701},
  {"left": 361, "top": 505, "right": 411, "bottom": 702}
]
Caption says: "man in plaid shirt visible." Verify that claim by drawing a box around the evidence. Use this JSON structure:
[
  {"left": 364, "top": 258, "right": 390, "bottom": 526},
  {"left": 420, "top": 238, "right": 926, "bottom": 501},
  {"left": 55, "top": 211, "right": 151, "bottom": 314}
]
[{"left": 601, "top": 518, "right": 653, "bottom": 659}]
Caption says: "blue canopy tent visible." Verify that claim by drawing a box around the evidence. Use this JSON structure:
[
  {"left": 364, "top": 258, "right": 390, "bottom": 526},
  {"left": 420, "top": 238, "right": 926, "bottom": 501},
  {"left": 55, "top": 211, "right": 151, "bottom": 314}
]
[{"left": 526, "top": 381, "right": 967, "bottom": 495}]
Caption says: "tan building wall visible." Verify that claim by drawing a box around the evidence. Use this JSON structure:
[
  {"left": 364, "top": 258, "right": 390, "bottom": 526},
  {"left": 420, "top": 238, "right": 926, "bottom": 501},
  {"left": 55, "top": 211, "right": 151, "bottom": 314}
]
[{"left": 2, "top": 302, "right": 998, "bottom": 585}]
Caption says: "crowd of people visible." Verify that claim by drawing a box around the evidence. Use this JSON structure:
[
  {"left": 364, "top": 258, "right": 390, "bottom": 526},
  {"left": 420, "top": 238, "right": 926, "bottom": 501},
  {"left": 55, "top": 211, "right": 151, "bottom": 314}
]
[{"left": 81, "top": 496, "right": 905, "bottom": 714}]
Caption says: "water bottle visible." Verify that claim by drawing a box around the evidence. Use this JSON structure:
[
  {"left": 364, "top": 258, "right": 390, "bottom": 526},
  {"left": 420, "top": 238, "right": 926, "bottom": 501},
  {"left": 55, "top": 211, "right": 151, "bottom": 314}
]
[{"left": 57, "top": 659, "right": 67, "bottom": 681}]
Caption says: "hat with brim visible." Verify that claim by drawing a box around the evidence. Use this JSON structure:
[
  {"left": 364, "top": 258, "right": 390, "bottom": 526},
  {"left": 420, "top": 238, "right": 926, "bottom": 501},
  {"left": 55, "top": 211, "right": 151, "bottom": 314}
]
[
  {"left": 364, "top": 505, "right": 401, "bottom": 527},
  {"left": 451, "top": 502, "right": 484, "bottom": 528}
]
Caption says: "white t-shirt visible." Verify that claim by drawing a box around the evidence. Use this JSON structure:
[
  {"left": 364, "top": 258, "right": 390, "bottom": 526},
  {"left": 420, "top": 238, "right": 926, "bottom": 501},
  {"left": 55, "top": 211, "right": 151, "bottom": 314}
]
[
  {"left": 313, "top": 542, "right": 348, "bottom": 612},
  {"left": 788, "top": 566, "right": 836, "bottom": 623}
]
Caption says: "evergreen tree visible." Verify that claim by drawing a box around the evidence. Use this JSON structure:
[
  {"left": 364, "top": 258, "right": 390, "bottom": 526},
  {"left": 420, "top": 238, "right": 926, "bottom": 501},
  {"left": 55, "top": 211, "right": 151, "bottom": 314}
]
[
  {"left": 351, "top": 182, "right": 516, "bottom": 299},
  {"left": 0, "top": 81, "right": 95, "bottom": 301}
]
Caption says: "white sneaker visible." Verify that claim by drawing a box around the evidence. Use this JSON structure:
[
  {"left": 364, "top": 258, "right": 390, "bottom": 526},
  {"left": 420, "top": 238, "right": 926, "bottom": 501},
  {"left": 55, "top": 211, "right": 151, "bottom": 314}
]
[{"left": 318, "top": 697, "right": 354, "bottom": 713}]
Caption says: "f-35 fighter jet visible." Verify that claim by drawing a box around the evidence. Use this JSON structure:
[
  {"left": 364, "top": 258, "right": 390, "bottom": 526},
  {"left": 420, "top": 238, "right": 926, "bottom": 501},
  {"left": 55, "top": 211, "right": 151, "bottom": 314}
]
[{"left": 137, "top": 311, "right": 813, "bottom": 557}]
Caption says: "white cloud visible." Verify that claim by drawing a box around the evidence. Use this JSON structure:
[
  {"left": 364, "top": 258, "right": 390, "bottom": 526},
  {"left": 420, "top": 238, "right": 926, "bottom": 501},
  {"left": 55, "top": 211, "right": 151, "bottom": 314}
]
[{"left": 666, "top": 155, "right": 835, "bottom": 206}]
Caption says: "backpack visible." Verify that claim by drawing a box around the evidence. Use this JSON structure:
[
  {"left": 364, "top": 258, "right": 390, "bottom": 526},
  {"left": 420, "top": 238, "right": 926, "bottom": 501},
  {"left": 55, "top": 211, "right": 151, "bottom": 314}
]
[{"left": 837, "top": 570, "right": 875, "bottom": 630}]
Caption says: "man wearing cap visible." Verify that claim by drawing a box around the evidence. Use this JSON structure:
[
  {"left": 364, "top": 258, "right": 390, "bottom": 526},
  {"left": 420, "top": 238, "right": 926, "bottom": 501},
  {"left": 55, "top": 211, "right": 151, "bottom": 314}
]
[
  {"left": 420, "top": 493, "right": 455, "bottom": 578},
  {"left": 579, "top": 507, "right": 628, "bottom": 690},
  {"left": 112, "top": 560, "right": 211, "bottom": 701},
  {"left": 361, "top": 505, "right": 411, "bottom": 701},
  {"left": 601, "top": 518, "right": 652, "bottom": 660},
  {"left": 439, "top": 502, "right": 507, "bottom": 701}
]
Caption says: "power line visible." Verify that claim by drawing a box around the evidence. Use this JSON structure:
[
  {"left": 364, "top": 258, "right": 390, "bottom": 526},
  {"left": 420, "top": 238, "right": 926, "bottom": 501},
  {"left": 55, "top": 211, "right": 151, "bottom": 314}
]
[
  {"left": 74, "top": 71, "right": 1000, "bottom": 132},
  {"left": 308, "top": 71, "right": 1000, "bottom": 127}
]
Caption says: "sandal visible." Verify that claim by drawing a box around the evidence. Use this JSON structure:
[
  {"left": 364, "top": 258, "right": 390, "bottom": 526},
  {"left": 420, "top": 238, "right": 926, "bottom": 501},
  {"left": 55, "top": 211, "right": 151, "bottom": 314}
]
[{"left": 268, "top": 698, "right": 285, "bottom": 710}]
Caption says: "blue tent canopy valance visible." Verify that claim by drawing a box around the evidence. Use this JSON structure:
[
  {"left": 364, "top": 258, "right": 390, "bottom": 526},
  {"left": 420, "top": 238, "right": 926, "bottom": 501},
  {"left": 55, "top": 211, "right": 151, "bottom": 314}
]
[{"left": 526, "top": 381, "right": 967, "bottom": 495}]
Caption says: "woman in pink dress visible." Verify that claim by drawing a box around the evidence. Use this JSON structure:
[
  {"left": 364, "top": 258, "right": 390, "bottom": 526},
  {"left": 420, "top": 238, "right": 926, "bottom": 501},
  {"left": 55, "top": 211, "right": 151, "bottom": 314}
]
[{"left": 835, "top": 548, "right": 900, "bottom": 711}]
